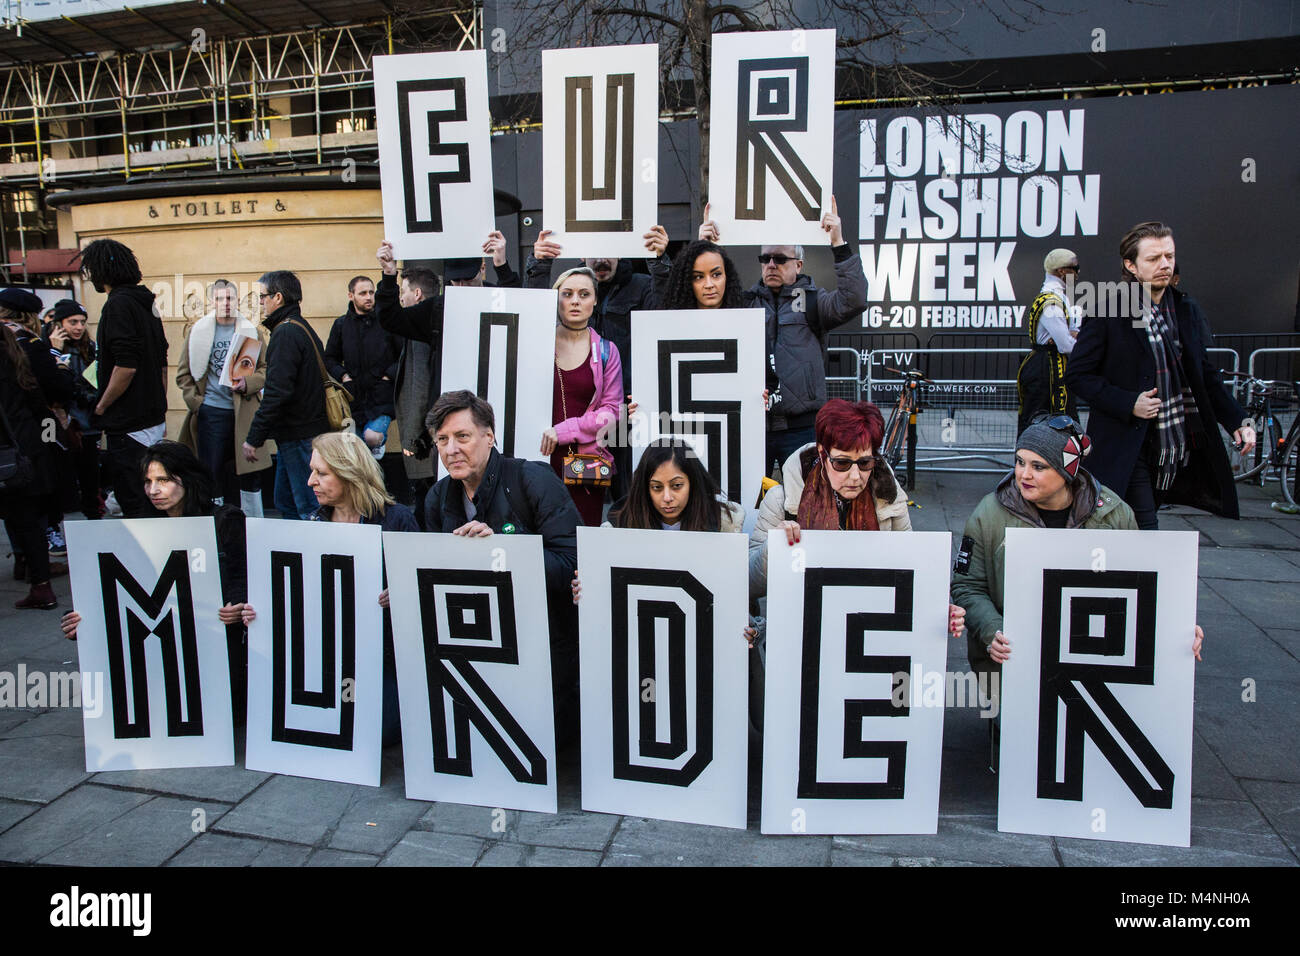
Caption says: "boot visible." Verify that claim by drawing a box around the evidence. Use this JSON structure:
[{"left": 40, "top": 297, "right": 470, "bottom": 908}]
[{"left": 15, "top": 582, "right": 57, "bottom": 610}]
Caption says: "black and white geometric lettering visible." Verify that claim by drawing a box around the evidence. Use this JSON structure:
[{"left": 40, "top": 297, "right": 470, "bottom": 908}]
[
  {"left": 66, "top": 519, "right": 233, "bottom": 771},
  {"left": 761, "top": 531, "right": 951, "bottom": 834},
  {"left": 630, "top": 309, "right": 765, "bottom": 510},
  {"left": 998, "top": 529, "right": 1198, "bottom": 847},
  {"left": 577, "top": 528, "right": 749, "bottom": 828},
  {"left": 374, "top": 50, "right": 495, "bottom": 259},
  {"left": 440, "top": 286, "right": 558, "bottom": 463},
  {"left": 707, "top": 30, "right": 835, "bottom": 247},
  {"left": 384, "top": 532, "right": 556, "bottom": 813},
  {"left": 542, "top": 44, "right": 659, "bottom": 258},
  {"left": 245, "top": 520, "right": 385, "bottom": 786}
]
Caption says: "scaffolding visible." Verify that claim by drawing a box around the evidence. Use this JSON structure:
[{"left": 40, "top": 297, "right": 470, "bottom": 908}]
[{"left": 0, "top": 1, "right": 482, "bottom": 268}]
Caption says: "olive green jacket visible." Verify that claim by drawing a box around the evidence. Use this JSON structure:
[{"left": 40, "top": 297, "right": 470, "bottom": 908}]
[{"left": 950, "top": 469, "right": 1136, "bottom": 673}]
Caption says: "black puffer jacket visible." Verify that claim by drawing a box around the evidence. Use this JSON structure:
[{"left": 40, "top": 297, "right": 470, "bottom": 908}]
[
  {"left": 0, "top": 340, "right": 57, "bottom": 499},
  {"left": 244, "top": 301, "right": 330, "bottom": 447},
  {"left": 424, "top": 447, "right": 580, "bottom": 613},
  {"left": 324, "top": 306, "right": 400, "bottom": 421}
]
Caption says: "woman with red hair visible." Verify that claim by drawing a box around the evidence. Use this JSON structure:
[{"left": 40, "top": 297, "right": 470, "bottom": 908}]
[{"left": 749, "top": 399, "right": 964, "bottom": 643}]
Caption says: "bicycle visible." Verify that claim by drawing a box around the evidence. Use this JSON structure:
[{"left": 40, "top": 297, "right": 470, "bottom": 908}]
[
  {"left": 1221, "top": 371, "right": 1300, "bottom": 508},
  {"left": 880, "top": 366, "right": 934, "bottom": 491}
]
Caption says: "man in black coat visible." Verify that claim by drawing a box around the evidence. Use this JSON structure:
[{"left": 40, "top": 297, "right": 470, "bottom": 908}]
[
  {"left": 1065, "top": 221, "right": 1255, "bottom": 528},
  {"left": 422, "top": 389, "right": 582, "bottom": 749},
  {"left": 78, "top": 238, "right": 169, "bottom": 519},
  {"left": 325, "top": 275, "right": 399, "bottom": 453},
  {"left": 241, "top": 270, "right": 329, "bottom": 520}
]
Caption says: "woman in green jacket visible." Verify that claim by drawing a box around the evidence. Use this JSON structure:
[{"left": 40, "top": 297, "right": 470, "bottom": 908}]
[{"left": 951, "top": 416, "right": 1204, "bottom": 676}]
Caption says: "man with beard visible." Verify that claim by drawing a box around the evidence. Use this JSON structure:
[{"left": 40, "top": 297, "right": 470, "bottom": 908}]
[{"left": 526, "top": 227, "right": 670, "bottom": 498}]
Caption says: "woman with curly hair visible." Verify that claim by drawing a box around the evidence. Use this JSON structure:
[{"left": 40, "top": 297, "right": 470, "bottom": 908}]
[{"left": 656, "top": 239, "right": 746, "bottom": 311}]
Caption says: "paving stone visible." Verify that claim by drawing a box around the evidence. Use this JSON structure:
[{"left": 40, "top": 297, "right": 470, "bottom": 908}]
[
  {"left": 0, "top": 711, "right": 38, "bottom": 735},
  {"left": 418, "top": 802, "right": 517, "bottom": 840},
  {"left": 92, "top": 765, "right": 271, "bottom": 803},
  {"left": 328, "top": 783, "right": 430, "bottom": 855},
  {"left": 1205, "top": 576, "right": 1299, "bottom": 632},
  {"left": 1240, "top": 779, "right": 1300, "bottom": 860},
  {"left": 1196, "top": 546, "right": 1300, "bottom": 582},
  {"left": 1196, "top": 677, "right": 1300, "bottom": 782},
  {"left": 476, "top": 842, "right": 600, "bottom": 867},
  {"left": 0, "top": 784, "right": 150, "bottom": 863},
  {"left": 213, "top": 775, "right": 357, "bottom": 845},
  {"left": 40, "top": 796, "right": 228, "bottom": 866},
  {"left": 516, "top": 808, "right": 620, "bottom": 851},
  {"left": 0, "top": 708, "right": 86, "bottom": 738},
  {"left": 0, "top": 798, "right": 37, "bottom": 835},
  {"left": 1192, "top": 587, "right": 1300, "bottom": 682},
  {"left": 1195, "top": 515, "right": 1300, "bottom": 551},
  {"left": 832, "top": 815, "right": 1058, "bottom": 866},
  {"left": 831, "top": 843, "right": 983, "bottom": 866},
  {"left": 1265, "top": 629, "right": 1300, "bottom": 661},
  {"left": 379, "top": 831, "right": 485, "bottom": 867},
  {"left": 0, "top": 733, "right": 90, "bottom": 802},
  {"left": 1192, "top": 731, "right": 1247, "bottom": 800},
  {"left": 165, "top": 833, "right": 312, "bottom": 867},
  {"left": 603, "top": 817, "right": 831, "bottom": 866},
  {"left": 306, "top": 848, "right": 379, "bottom": 867}
]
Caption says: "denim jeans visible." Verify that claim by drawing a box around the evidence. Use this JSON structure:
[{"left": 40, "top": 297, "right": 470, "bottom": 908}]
[
  {"left": 273, "top": 437, "right": 319, "bottom": 519},
  {"left": 195, "top": 403, "right": 236, "bottom": 503}
]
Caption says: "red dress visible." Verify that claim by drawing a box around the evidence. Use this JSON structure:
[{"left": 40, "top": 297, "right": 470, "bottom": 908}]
[{"left": 551, "top": 359, "right": 605, "bottom": 526}]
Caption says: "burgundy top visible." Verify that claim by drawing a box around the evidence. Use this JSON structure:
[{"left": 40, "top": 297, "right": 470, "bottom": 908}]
[{"left": 551, "top": 359, "right": 604, "bottom": 525}]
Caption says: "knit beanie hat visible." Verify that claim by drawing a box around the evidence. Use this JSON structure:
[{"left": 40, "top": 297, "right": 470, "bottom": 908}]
[{"left": 1016, "top": 417, "right": 1092, "bottom": 481}]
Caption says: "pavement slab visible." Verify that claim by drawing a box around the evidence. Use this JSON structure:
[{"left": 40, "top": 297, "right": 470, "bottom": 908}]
[
  {"left": 91, "top": 765, "right": 272, "bottom": 804},
  {"left": 0, "top": 785, "right": 151, "bottom": 863},
  {"left": 165, "top": 833, "right": 312, "bottom": 867},
  {"left": 1187, "top": 678, "right": 1300, "bottom": 783},
  {"left": 515, "top": 807, "right": 621, "bottom": 851},
  {"left": 328, "top": 783, "right": 431, "bottom": 855},
  {"left": 39, "top": 796, "right": 229, "bottom": 866},
  {"left": 477, "top": 842, "right": 601, "bottom": 866},
  {"left": 418, "top": 802, "right": 517, "bottom": 840},
  {"left": 379, "top": 831, "right": 486, "bottom": 867},
  {"left": 305, "top": 848, "right": 380, "bottom": 866},
  {"left": 603, "top": 817, "right": 832, "bottom": 866},
  {"left": 1240, "top": 779, "right": 1300, "bottom": 859},
  {"left": 212, "top": 775, "right": 357, "bottom": 845},
  {"left": 0, "top": 733, "right": 91, "bottom": 803},
  {"left": 0, "top": 798, "right": 37, "bottom": 835},
  {"left": 833, "top": 815, "right": 1059, "bottom": 867}
]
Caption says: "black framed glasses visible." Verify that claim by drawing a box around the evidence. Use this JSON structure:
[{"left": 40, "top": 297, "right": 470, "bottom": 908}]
[
  {"left": 826, "top": 455, "right": 879, "bottom": 473},
  {"left": 757, "top": 254, "right": 794, "bottom": 265}
]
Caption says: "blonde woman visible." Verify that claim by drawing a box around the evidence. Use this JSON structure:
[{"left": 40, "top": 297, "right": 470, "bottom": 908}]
[
  {"left": 176, "top": 279, "right": 273, "bottom": 510},
  {"left": 305, "top": 430, "right": 417, "bottom": 746}
]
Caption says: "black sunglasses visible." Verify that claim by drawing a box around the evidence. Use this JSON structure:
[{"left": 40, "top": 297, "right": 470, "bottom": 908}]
[
  {"left": 826, "top": 455, "right": 879, "bottom": 473},
  {"left": 1040, "top": 415, "right": 1082, "bottom": 439},
  {"left": 757, "top": 254, "right": 796, "bottom": 265}
]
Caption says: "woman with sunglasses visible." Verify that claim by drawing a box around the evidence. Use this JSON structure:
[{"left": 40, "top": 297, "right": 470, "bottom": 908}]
[
  {"left": 750, "top": 398, "right": 966, "bottom": 635},
  {"left": 950, "top": 416, "right": 1204, "bottom": 684}
]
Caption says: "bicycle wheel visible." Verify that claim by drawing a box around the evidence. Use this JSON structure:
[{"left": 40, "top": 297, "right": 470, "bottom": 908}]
[
  {"left": 1281, "top": 431, "right": 1300, "bottom": 508},
  {"left": 881, "top": 401, "right": 908, "bottom": 471}
]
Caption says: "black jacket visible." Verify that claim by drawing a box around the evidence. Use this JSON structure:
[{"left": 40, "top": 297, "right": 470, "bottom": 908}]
[
  {"left": 1065, "top": 286, "right": 1246, "bottom": 518},
  {"left": 325, "top": 306, "right": 400, "bottom": 421},
  {"left": 424, "top": 448, "right": 580, "bottom": 612},
  {"left": 244, "top": 301, "right": 330, "bottom": 446},
  {"left": 525, "top": 257, "right": 663, "bottom": 394},
  {"left": 0, "top": 342, "right": 57, "bottom": 499},
  {"left": 743, "top": 244, "right": 868, "bottom": 430},
  {"left": 375, "top": 273, "right": 443, "bottom": 407},
  {"left": 94, "top": 284, "right": 168, "bottom": 433}
]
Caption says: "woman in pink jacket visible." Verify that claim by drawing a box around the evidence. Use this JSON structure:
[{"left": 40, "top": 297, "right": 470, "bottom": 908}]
[{"left": 539, "top": 266, "right": 624, "bottom": 525}]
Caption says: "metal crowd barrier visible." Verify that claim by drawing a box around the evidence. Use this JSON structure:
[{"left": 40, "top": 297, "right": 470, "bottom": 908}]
[
  {"left": 824, "top": 347, "right": 862, "bottom": 404},
  {"left": 865, "top": 347, "right": 1030, "bottom": 473}
]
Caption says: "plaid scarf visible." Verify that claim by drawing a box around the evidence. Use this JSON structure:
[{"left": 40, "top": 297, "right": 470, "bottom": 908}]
[{"left": 1143, "top": 297, "right": 1196, "bottom": 490}]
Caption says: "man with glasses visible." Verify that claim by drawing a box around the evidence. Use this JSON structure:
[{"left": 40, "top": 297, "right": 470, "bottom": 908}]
[
  {"left": 699, "top": 196, "right": 867, "bottom": 473},
  {"left": 1017, "top": 248, "right": 1082, "bottom": 435},
  {"left": 242, "top": 271, "right": 330, "bottom": 520}
]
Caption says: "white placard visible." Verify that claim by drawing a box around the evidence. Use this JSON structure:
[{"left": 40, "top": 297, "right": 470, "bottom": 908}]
[
  {"left": 707, "top": 29, "right": 836, "bottom": 247},
  {"left": 374, "top": 50, "right": 495, "bottom": 259},
  {"left": 761, "top": 531, "right": 952, "bottom": 834},
  {"left": 577, "top": 527, "right": 750, "bottom": 828},
  {"left": 440, "top": 285, "right": 558, "bottom": 463},
  {"left": 66, "top": 518, "right": 233, "bottom": 771},
  {"left": 245, "top": 519, "right": 385, "bottom": 786},
  {"left": 541, "top": 44, "right": 660, "bottom": 259},
  {"left": 629, "top": 308, "right": 765, "bottom": 509},
  {"left": 218, "top": 332, "right": 260, "bottom": 389},
  {"left": 384, "top": 532, "right": 557, "bottom": 813},
  {"left": 998, "top": 529, "right": 1198, "bottom": 847}
]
